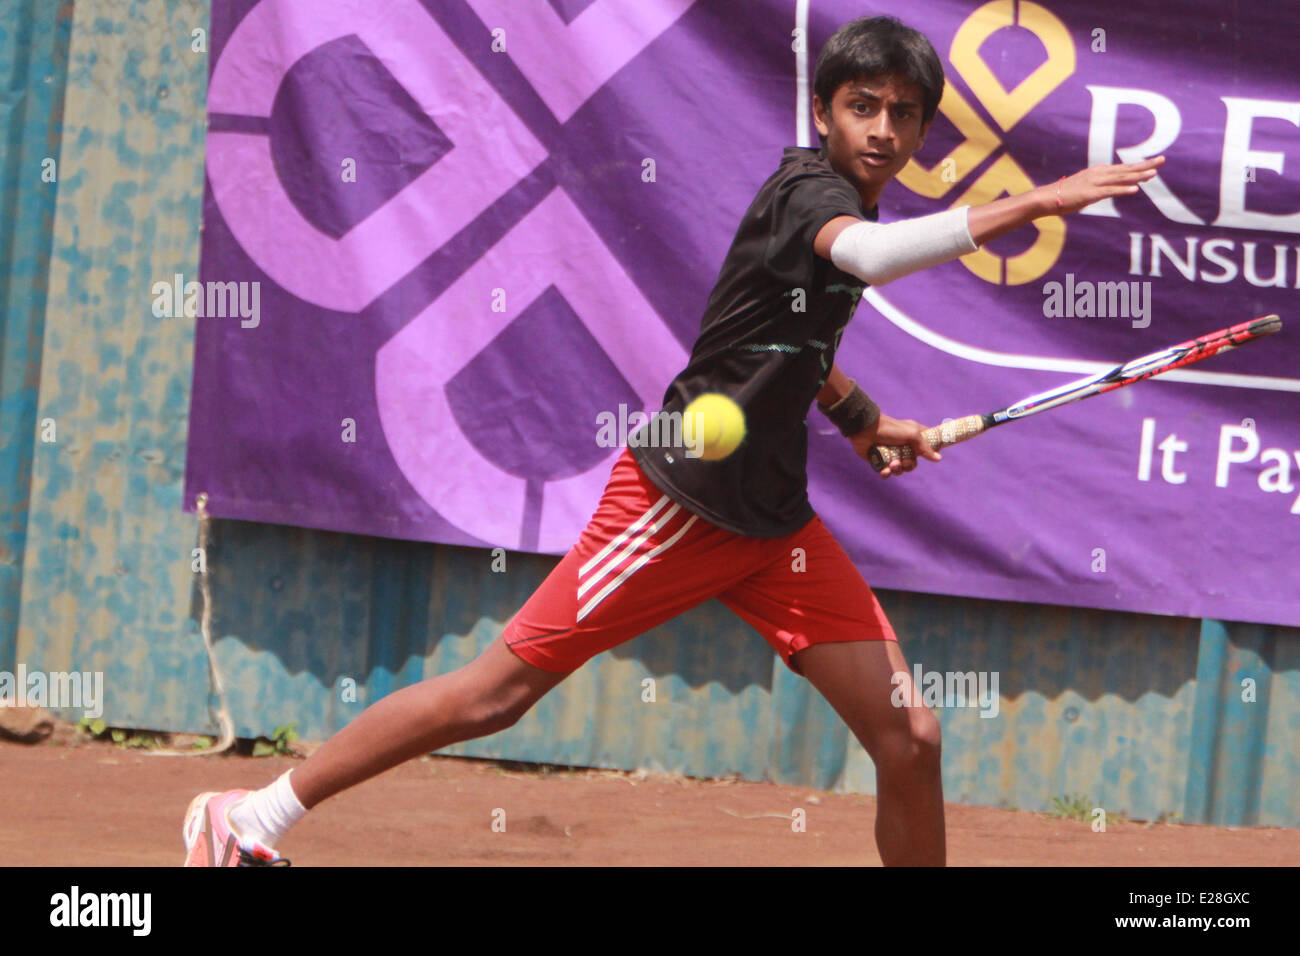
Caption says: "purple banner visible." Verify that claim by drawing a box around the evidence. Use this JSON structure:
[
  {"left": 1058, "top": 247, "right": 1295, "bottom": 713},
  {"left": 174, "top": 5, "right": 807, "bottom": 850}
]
[{"left": 187, "top": 0, "right": 1300, "bottom": 627}]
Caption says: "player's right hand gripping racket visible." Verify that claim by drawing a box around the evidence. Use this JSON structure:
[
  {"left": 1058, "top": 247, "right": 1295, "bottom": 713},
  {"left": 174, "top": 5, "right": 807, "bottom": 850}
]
[{"left": 868, "top": 315, "right": 1283, "bottom": 471}]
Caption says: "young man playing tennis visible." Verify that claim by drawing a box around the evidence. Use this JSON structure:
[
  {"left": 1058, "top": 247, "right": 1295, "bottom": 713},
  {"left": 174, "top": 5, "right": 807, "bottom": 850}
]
[{"left": 183, "top": 15, "right": 1162, "bottom": 867}]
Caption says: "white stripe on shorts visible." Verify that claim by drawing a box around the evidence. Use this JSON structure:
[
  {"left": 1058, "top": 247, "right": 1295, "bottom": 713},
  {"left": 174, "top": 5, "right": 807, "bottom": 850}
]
[
  {"left": 577, "top": 501, "right": 682, "bottom": 600},
  {"left": 578, "top": 494, "right": 671, "bottom": 578},
  {"left": 576, "top": 514, "right": 699, "bottom": 623}
]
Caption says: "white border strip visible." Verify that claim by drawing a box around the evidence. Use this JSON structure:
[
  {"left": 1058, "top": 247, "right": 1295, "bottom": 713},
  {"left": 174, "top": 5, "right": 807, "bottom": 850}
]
[{"left": 795, "top": 0, "right": 810, "bottom": 148}]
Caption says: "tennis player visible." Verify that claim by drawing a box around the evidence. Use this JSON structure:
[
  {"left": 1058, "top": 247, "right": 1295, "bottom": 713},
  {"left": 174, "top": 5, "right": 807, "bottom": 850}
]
[{"left": 183, "top": 15, "right": 1162, "bottom": 867}]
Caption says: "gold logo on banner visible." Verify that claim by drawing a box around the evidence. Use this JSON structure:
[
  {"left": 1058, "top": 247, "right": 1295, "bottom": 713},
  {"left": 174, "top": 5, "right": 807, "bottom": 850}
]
[{"left": 897, "top": 0, "right": 1075, "bottom": 285}]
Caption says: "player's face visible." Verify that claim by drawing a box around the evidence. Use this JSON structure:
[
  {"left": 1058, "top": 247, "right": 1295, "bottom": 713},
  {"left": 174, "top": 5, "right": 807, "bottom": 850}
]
[{"left": 814, "top": 74, "right": 931, "bottom": 205}]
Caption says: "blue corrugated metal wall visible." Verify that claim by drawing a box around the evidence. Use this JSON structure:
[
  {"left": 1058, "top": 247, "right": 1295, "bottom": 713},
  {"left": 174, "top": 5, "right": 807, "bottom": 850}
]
[
  {"left": 14, "top": 0, "right": 214, "bottom": 737},
  {"left": 3, "top": 0, "right": 1296, "bottom": 828},
  {"left": 0, "top": 0, "right": 73, "bottom": 674}
]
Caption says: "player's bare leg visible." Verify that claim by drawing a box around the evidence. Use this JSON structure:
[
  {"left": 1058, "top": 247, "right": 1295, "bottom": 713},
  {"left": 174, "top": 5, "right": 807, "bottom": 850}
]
[
  {"left": 289, "top": 636, "right": 567, "bottom": 809},
  {"left": 793, "top": 639, "right": 945, "bottom": 866}
]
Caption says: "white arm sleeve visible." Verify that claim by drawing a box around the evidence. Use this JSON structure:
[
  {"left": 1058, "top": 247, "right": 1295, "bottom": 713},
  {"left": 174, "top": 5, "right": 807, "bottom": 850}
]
[{"left": 828, "top": 205, "right": 978, "bottom": 286}]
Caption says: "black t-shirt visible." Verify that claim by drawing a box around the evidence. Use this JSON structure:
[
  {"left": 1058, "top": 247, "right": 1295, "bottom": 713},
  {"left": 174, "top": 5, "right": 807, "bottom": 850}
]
[{"left": 629, "top": 145, "right": 875, "bottom": 537}]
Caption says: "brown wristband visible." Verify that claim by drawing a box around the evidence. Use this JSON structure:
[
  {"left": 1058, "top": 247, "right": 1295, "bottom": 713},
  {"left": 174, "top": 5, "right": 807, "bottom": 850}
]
[{"left": 817, "top": 380, "right": 880, "bottom": 437}]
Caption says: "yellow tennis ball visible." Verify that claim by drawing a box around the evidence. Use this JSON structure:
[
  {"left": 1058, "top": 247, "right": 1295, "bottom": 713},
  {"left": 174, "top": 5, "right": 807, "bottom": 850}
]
[{"left": 683, "top": 393, "right": 745, "bottom": 460}]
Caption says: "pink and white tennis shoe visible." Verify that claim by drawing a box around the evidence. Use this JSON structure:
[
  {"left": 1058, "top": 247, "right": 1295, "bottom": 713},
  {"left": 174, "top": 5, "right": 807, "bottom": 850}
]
[{"left": 182, "top": 790, "right": 290, "bottom": 867}]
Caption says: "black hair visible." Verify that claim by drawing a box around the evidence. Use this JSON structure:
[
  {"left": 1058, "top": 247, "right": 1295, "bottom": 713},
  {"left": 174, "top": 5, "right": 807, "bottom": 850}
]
[{"left": 813, "top": 16, "right": 944, "bottom": 140}]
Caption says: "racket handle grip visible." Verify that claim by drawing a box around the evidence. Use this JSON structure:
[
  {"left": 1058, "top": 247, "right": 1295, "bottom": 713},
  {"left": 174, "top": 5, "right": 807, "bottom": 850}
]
[{"left": 867, "top": 414, "right": 987, "bottom": 471}]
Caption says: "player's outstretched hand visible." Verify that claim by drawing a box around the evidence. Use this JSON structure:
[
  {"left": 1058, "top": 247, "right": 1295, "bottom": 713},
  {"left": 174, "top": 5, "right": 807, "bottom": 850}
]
[
  {"left": 850, "top": 414, "right": 941, "bottom": 479},
  {"left": 1055, "top": 155, "right": 1165, "bottom": 216}
]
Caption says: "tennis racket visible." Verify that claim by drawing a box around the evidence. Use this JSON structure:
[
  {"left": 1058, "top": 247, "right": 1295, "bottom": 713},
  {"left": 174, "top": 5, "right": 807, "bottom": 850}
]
[{"left": 868, "top": 314, "right": 1283, "bottom": 471}]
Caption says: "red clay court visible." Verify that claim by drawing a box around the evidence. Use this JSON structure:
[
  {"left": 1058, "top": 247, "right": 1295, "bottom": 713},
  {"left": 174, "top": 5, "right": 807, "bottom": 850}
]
[{"left": 5, "top": 738, "right": 1296, "bottom": 867}]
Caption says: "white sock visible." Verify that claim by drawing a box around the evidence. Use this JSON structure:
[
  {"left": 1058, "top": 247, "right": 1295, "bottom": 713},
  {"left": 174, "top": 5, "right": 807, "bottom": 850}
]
[{"left": 229, "top": 770, "right": 307, "bottom": 849}]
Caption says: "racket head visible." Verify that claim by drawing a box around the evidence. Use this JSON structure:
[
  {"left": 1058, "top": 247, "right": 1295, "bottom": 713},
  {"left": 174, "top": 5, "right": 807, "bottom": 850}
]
[
  {"left": 865, "top": 313, "right": 1282, "bottom": 470},
  {"left": 1233, "top": 313, "right": 1281, "bottom": 340},
  {"left": 1004, "top": 313, "right": 1284, "bottom": 421}
]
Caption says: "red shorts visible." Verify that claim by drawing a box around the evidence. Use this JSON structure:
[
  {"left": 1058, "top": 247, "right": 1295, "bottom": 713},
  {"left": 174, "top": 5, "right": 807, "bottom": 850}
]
[{"left": 502, "top": 449, "right": 897, "bottom": 675}]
